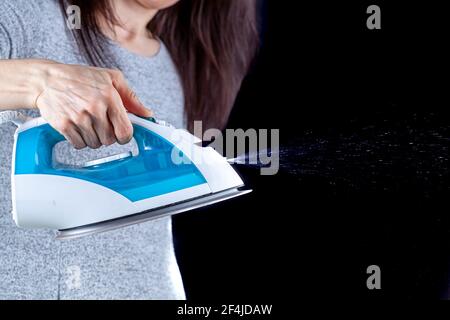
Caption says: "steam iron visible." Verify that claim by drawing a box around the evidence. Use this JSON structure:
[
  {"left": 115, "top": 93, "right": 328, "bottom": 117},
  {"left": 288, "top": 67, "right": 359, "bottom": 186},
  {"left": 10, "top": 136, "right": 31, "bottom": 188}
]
[{"left": 11, "top": 113, "right": 251, "bottom": 240}]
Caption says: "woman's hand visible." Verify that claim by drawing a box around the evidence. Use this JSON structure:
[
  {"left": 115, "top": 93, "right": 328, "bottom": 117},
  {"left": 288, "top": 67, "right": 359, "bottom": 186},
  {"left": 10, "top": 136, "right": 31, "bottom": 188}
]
[{"left": 34, "top": 60, "right": 152, "bottom": 149}]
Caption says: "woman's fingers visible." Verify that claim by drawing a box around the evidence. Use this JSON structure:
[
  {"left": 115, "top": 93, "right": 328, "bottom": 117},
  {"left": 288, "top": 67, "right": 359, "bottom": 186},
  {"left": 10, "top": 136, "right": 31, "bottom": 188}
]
[
  {"left": 35, "top": 64, "right": 149, "bottom": 149},
  {"left": 108, "top": 88, "right": 134, "bottom": 145},
  {"left": 74, "top": 111, "right": 102, "bottom": 149},
  {"left": 92, "top": 109, "right": 116, "bottom": 146},
  {"left": 59, "top": 122, "right": 86, "bottom": 150},
  {"left": 109, "top": 70, "right": 153, "bottom": 118}
]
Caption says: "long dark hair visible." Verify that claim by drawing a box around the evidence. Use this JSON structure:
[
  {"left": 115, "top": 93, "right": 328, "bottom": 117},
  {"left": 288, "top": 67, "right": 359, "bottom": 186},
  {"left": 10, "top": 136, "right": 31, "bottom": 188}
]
[{"left": 59, "top": 0, "right": 259, "bottom": 131}]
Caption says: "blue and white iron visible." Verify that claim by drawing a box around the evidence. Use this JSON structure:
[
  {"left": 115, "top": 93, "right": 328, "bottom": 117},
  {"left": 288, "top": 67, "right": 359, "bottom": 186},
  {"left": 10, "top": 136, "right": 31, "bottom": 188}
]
[{"left": 10, "top": 113, "right": 250, "bottom": 240}]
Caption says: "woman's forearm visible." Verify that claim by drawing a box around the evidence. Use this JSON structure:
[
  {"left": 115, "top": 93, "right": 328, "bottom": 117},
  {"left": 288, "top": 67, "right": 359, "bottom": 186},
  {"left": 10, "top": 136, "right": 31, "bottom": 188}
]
[{"left": 0, "top": 59, "right": 51, "bottom": 110}]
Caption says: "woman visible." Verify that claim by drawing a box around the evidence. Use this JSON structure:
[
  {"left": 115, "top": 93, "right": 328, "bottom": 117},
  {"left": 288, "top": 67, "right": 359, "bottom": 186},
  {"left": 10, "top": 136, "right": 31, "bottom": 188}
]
[{"left": 0, "top": 0, "right": 258, "bottom": 299}]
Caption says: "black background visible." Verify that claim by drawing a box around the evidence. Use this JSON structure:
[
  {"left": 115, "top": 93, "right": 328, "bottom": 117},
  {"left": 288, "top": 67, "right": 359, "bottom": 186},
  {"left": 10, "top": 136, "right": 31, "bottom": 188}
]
[{"left": 173, "top": 0, "right": 450, "bottom": 301}]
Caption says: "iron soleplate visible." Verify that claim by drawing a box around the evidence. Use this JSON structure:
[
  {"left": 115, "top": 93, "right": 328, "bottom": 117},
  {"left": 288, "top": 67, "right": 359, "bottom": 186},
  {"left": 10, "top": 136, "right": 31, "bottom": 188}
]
[{"left": 56, "top": 188, "right": 251, "bottom": 240}]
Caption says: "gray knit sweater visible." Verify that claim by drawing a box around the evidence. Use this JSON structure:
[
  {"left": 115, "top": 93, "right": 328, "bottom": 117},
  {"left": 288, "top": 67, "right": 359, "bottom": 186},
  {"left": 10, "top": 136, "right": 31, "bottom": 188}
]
[{"left": 0, "top": 0, "right": 186, "bottom": 299}]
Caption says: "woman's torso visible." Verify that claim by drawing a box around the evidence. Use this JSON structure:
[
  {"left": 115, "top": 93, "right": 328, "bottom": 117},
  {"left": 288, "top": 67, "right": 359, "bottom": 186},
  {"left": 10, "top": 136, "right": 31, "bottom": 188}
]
[{"left": 0, "top": 0, "right": 186, "bottom": 299}]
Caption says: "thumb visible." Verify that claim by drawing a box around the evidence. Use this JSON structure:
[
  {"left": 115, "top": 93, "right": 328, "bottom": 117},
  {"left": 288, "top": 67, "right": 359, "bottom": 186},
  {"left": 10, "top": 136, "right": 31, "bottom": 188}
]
[{"left": 110, "top": 70, "right": 153, "bottom": 117}]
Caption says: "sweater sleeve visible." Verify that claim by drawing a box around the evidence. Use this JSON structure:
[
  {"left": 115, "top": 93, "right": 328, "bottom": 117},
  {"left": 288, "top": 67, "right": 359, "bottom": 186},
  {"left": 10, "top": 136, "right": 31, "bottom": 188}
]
[{"left": 0, "top": 0, "right": 42, "bottom": 59}]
